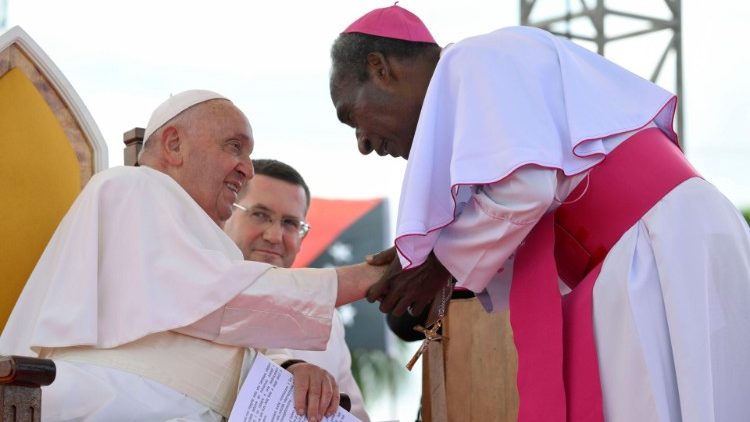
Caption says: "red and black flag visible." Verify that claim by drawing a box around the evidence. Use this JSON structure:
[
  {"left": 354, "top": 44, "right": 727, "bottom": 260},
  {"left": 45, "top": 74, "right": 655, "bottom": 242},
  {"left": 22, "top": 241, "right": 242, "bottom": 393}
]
[
  {"left": 293, "top": 197, "right": 389, "bottom": 270},
  {"left": 293, "top": 197, "right": 390, "bottom": 351}
]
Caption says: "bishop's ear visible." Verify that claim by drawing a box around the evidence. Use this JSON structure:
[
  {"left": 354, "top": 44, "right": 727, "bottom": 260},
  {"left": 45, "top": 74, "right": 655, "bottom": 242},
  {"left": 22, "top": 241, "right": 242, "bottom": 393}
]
[{"left": 366, "top": 52, "right": 395, "bottom": 83}]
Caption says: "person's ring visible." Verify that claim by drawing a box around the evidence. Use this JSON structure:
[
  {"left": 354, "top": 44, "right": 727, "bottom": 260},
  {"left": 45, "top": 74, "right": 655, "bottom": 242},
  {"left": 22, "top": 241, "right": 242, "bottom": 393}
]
[{"left": 407, "top": 305, "right": 416, "bottom": 316}]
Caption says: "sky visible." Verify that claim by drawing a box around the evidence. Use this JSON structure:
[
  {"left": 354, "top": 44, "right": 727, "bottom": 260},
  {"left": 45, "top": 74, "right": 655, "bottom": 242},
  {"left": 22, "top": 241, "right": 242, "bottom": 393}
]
[
  {"left": 6, "top": 0, "right": 749, "bottom": 227},
  {"left": 3, "top": 0, "right": 750, "bottom": 419}
]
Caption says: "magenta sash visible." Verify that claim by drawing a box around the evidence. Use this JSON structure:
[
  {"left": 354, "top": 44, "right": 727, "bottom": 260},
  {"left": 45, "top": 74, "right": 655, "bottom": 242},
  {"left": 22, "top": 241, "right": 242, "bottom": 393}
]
[{"left": 509, "top": 128, "right": 700, "bottom": 421}]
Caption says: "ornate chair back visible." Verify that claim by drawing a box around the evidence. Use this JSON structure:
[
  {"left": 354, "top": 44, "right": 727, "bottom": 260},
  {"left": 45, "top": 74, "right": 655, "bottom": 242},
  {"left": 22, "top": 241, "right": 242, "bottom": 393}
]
[{"left": 0, "top": 26, "right": 107, "bottom": 422}]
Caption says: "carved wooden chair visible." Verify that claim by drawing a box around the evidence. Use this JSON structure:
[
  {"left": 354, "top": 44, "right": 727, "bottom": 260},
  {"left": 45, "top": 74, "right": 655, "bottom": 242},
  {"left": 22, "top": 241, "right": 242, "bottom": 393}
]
[
  {"left": 123, "top": 127, "right": 144, "bottom": 166},
  {"left": 0, "top": 26, "right": 108, "bottom": 421}
]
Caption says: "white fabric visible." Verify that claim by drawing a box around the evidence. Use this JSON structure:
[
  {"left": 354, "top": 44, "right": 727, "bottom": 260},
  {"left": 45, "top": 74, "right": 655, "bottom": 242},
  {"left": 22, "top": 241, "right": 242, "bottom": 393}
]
[
  {"left": 394, "top": 26, "right": 677, "bottom": 269},
  {"left": 41, "top": 332, "right": 250, "bottom": 418},
  {"left": 389, "top": 25, "right": 750, "bottom": 420},
  {"left": 0, "top": 165, "right": 335, "bottom": 356},
  {"left": 0, "top": 165, "right": 339, "bottom": 421},
  {"left": 428, "top": 170, "right": 750, "bottom": 420},
  {"left": 283, "top": 311, "right": 370, "bottom": 421},
  {"left": 42, "top": 360, "right": 223, "bottom": 422},
  {"left": 434, "top": 166, "right": 582, "bottom": 295},
  {"left": 438, "top": 125, "right": 644, "bottom": 301},
  {"left": 39, "top": 335, "right": 295, "bottom": 421},
  {"left": 143, "top": 89, "right": 228, "bottom": 143},
  {"left": 176, "top": 267, "right": 337, "bottom": 350},
  {"left": 591, "top": 178, "right": 750, "bottom": 422}
]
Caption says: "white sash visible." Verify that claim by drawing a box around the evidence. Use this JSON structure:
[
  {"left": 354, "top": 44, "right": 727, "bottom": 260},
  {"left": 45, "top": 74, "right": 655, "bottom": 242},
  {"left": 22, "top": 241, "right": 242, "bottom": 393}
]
[{"left": 41, "top": 331, "right": 251, "bottom": 417}]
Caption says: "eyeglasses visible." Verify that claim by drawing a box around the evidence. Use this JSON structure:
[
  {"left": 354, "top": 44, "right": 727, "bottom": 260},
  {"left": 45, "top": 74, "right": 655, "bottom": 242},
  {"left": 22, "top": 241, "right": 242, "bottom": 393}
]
[{"left": 232, "top": 203, "right": 310, "bottom": 238}]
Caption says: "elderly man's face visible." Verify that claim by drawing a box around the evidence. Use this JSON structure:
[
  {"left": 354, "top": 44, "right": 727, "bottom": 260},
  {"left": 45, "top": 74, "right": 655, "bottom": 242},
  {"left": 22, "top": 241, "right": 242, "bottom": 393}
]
[
  {"left": 330, "top": 69, "right": 421, "bottom": 160},
  {"left": 224, "top": 174, "right": 308, "bottom": 268},
  {"left": 179, "top": 101, "right": 254, "bottom": 225}
]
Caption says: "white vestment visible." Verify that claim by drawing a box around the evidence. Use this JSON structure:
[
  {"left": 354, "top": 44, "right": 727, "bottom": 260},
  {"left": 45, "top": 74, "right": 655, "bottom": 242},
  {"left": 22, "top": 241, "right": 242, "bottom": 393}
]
[
  {"left": 284, "top": 311, "right": 369, "bottom": 421},
  {"left": 0, "top": 165, "right": 338, "bottom": 421},
  {"left": 395, "top": 26, "right": 750, "bottom": 421}
]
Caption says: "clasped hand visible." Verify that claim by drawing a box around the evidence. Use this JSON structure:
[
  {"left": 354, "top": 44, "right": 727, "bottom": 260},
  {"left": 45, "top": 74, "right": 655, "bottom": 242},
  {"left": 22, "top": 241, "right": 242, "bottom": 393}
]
[{"left": 365, "top": 246, "right": 451, "bottom": 322}]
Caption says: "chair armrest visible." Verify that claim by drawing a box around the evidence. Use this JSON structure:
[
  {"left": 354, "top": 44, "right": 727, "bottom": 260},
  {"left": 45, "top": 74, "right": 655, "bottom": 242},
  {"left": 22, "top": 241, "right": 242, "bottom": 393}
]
[
  {"left": 0, "top": 356, "right": 56, "bottom": 387},
  {"left": 339, "top": 393, "right": 351, "bottom": 412},
  {"left": 0, "top": 356, "right": 56, "bottom": 422}
]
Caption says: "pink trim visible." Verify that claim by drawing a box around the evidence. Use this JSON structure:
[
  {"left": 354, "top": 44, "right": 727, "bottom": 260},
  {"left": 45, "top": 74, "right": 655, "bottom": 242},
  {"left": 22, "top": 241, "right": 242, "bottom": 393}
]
[
  {"left": 395, "top": 96, "right": 678, "bottom": 270},
  {"left": 571, "top": 96, "right": 679, "bottom": 159}
]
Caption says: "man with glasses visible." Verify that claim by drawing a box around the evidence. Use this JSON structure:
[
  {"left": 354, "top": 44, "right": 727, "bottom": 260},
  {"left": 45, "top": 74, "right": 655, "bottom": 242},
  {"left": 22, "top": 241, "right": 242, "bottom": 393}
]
[
  {"left": 225, "top": 158, "right": 370, "bottom": 421},
  {"left": 225, "top": 159, "right": 311, "bottom": 269}
]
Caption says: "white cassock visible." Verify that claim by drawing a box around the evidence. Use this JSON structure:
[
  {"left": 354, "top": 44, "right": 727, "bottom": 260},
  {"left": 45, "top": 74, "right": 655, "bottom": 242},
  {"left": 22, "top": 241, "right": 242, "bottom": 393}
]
[
  {"left": 278, "top": 311, "right": 369, "bottom": 421},
  {"left": 0, "top": 165, "right": 338, "bottom": 421},
  {"left": 395, "top": 26, "right": 750, "bottom": 421}
]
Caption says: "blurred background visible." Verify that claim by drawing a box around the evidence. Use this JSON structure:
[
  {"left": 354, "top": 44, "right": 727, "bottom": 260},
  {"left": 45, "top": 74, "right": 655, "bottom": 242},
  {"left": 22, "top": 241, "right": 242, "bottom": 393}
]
[{"left": 2, "top": 1, "right": 748, "bottom": 421}]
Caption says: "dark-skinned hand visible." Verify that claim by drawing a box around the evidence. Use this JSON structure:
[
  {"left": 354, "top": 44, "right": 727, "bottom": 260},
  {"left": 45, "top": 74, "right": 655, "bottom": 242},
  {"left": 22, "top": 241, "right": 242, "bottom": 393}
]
[
  {"left": 365, "top": 246, "right": 402, "bottom": 305},
  {"left": 365, "top": 245, "right": 398, "bottom": 266},
  {"left": 366, "top": 250, "right": 451, "bottom": 319}
]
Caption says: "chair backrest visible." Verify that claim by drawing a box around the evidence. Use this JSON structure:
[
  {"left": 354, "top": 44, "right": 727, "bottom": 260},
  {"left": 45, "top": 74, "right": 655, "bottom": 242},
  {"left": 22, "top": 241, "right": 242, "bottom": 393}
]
[{"left": 0, "top": 26, "right": 108, "bottom": 332}]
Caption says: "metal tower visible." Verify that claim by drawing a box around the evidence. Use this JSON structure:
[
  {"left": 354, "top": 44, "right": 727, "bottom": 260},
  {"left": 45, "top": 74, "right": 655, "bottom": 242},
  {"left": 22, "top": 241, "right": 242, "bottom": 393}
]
[{"left": 521, "top": 0, "right": 684, "bottom": 143}]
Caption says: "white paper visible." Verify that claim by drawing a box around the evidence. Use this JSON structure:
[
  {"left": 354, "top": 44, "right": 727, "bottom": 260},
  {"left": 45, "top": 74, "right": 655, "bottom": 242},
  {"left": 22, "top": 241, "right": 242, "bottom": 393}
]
[{"left": 229, "top": 353, "right": 362, "bottom": 422}]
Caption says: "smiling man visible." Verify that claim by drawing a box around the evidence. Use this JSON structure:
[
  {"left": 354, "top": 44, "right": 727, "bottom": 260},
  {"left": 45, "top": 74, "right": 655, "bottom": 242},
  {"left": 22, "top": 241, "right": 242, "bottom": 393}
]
[
  {"left": 224, "top": 159, "right": 311, "bottom": 268},
  {"left": 224, "top": 158, "right": 370, "bottom": 421},
  {"left": 0, "top": 90, "right": 386, "bottom": 422},
  {"left": 329, "top": 5, "right": 750, "bottom": 422}
]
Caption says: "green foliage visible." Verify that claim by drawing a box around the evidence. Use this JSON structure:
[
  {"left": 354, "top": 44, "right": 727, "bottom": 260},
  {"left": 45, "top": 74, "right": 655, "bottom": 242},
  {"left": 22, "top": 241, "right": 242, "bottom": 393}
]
[
  {"left": 350, "top": 342, "right": 410, "bottom": 404},
  {"left": 743, "top": 208, "right": 750, "bottom": 226}
]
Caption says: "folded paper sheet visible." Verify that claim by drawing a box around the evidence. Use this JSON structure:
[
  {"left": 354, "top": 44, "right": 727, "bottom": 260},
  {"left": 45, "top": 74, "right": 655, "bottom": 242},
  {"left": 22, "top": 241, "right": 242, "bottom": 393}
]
[{"left": 230, "top": 353, "right": 361, "bottom": 422}]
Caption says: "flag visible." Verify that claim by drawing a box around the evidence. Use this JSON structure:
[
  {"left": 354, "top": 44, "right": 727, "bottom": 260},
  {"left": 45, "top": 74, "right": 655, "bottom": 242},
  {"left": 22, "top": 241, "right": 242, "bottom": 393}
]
[{"left": 294, "top": 197, "right": 389, "bottom": 351}]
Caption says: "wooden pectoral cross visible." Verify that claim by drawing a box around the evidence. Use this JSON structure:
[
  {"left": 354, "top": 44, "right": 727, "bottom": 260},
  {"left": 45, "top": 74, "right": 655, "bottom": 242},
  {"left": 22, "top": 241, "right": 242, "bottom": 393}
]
[{"left": 405, "top": 319, "right": 444, "bottom": 371}]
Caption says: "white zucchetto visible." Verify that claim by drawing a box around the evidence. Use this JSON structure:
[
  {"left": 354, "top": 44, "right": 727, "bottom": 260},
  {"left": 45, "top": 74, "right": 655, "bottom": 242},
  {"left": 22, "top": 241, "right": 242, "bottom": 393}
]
[{"left": 143, "top": 90, "right": 229, "bottom": 143}]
